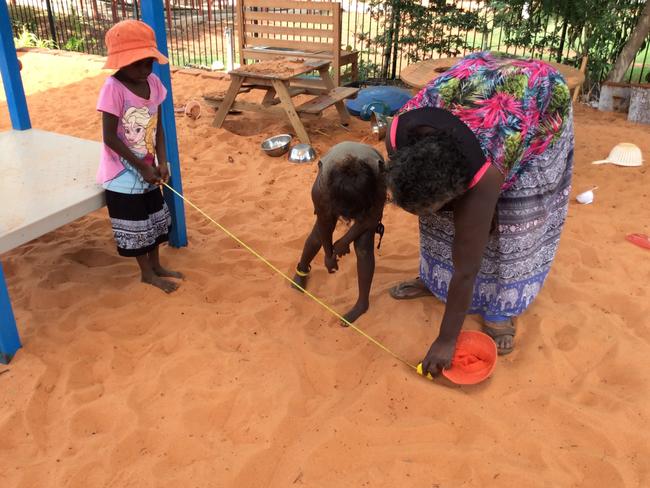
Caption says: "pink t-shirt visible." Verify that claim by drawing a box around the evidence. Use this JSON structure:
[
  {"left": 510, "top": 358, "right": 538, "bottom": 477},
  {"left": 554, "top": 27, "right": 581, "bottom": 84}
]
[{"left": 96, "top": 74, "right": 167, "bottom": 188}]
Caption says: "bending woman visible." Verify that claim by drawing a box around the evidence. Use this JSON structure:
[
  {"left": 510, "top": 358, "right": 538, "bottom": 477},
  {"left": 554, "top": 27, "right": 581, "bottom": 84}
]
[{"left": 386, "top": 52, "right": 574, "bottom": 375}]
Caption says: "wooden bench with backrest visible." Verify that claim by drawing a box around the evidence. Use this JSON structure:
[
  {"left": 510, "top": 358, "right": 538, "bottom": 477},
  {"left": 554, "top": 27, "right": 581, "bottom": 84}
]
[{"left": 237, "top": 0, "right": 359, "bottom": 87}]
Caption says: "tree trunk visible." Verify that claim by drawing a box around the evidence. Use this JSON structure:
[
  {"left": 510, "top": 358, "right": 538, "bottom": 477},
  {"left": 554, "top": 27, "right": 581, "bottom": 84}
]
[
  {"left": 628, "top": 85, "right": 650, "bottom": 125},
  {"left": 607, "top": 0, "right": 650, "bottom": 83}
]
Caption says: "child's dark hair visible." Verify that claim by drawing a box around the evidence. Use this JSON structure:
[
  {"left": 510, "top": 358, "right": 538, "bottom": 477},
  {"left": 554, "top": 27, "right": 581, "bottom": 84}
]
[
  {"left": 387, "top": 128, "right": 471, "bottom": 213},
  {"left": 327, "top": 156, "right": 386, "bottom": 220}
]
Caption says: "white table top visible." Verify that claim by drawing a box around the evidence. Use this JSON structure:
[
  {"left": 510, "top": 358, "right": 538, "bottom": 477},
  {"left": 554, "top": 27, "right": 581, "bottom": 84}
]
[{"left": 0, "top": 129, "right": 105, "bottom": 254}]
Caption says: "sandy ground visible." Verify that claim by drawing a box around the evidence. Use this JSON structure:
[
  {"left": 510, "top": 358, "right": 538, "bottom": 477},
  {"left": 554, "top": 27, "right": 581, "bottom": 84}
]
[{"left": 1, "top": 51, "right": 649, "bottom": 487}]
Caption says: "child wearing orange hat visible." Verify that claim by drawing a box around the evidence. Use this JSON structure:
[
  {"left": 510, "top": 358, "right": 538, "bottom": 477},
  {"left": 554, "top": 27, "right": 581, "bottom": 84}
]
[{"left": 97, "top": 19, "right": 182, "bottom": 293}]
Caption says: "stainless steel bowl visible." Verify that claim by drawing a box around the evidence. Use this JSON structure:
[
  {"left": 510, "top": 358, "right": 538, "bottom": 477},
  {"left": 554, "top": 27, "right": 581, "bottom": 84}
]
[
  {"left": 261, "top": 134, "right": 292, "bottom": 157},
  {"left": 288, "top": 143, "right": 317, "bottom": 163}
]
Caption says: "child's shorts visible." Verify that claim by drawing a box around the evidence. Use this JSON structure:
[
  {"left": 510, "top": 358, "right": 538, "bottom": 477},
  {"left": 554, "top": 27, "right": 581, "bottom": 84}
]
[{"left": 105, "top": 189, "right": 171, "bottom": 257}]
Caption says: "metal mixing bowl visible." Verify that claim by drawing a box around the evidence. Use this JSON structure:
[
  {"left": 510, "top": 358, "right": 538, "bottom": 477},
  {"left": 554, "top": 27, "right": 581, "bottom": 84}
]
[
  {"left": 288, "top": 143, "right": 317, "bottom": 163},
  {"left": 261, "top": 134, "right": 292, "bottom": 157}
]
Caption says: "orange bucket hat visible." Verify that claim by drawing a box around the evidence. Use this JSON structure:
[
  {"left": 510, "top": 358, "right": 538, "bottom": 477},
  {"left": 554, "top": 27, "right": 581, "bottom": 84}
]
[
  {"left": 103, "top": 19, "right": 168, "bottom": 70},
  {"left": 417, "top": 330, "right": 497, "bottom": 385}
]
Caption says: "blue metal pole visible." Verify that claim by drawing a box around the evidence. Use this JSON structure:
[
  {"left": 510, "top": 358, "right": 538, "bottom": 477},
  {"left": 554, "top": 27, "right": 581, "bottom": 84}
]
[
  {"left": 0, "top": 262, "right": 21, "bottom": 364},
  {"left": 141, "top": 0, "right": 187, "bottom": 248},
  {"left": 0, "top": 0, "right": 31, "bottom": 130}
]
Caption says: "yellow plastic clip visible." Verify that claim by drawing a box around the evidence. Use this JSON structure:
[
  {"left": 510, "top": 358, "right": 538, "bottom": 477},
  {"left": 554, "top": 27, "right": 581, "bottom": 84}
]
[{"left": 416, "top": 362, "right": 434, "bottom": 380}]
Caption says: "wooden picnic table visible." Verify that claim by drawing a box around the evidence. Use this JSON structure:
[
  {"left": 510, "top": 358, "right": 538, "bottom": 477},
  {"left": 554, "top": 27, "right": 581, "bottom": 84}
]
[
  {"left": 400, "top": 56, "right": 585, "bottom": 91},
  {"left": 208, "top": 57, "right": 358, "bottom": 144}
]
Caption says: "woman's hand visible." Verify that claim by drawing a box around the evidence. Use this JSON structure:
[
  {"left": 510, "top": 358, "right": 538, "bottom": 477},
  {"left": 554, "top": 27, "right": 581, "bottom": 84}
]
[
  {"left": 421, "top": 337, "right": 456, "bottom": 376},
  {"left": 333, "top": 239, "right": 351, "bottom": 258}
]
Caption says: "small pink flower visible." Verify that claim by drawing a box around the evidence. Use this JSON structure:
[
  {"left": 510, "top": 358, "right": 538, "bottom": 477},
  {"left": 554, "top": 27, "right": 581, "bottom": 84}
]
[
  {"left": 453, "top": 108, "right": 485, "bottom": 132},
  {"left": 522, "top": 134, "right": 553, "bottom": 161},
  {"left": 446, "top": 57, "right": 490, "bottom": 80},
  {"left": 511, "top": 59, "right": 556, "bottom": 88},
  {"left": 467, "top": 93, "right": 524, "bottom": 128}
]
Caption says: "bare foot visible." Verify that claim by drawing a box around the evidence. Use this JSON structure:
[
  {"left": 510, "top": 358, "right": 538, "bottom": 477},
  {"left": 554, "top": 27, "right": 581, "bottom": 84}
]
[
  {"left": 341, "top": 301, "right": 369, "bottom": 326},
  {"left": 142, "top": 274, "right": 179, "bottom": 293},
  {"left": 153, "top": 266, "right": 184, "bottom": 279}
]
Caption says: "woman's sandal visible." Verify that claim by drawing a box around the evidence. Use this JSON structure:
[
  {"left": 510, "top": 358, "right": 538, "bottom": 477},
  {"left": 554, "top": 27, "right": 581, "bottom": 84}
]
[
  {"left": 389, "top": 277, "right": 433, "bottom": 300},
  {"left": 482, "top": 319, "right": 516, "bottom": 355}
]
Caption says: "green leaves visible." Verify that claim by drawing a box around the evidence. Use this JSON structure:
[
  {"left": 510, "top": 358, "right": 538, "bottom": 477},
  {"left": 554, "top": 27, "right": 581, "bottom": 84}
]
[
  {"left": 486, "top": 0, "right": 648, "bottom": 83},
  {"left": 549, "top": 82, "right": 570, "bottom": 114},
  {"left": 498, "top": 74, "right": 528, "bottom": 99},
  {"left": 503, "top": 131, "right": 523, "bottom": 169},
  {"left": 361, "top": 0, "right": 487, "bottom": 79},
  {"left": 439, "top": 77, "right": 462, "bottom": 105}
]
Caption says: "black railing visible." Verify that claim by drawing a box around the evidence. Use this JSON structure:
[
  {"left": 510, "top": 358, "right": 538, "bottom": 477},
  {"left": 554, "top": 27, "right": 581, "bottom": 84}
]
[{"left": 8, "top": 0, "right": 650, "bottom": 85}]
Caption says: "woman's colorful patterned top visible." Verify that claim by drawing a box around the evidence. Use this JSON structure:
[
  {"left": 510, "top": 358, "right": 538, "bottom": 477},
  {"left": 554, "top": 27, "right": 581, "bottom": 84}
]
[{"left": 400, "top": 51, "right": 571, "bottom": 189}]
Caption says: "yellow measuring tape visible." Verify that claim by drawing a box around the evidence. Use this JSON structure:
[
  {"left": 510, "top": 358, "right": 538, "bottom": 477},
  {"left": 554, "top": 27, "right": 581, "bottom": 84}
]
[{"left": 162, "top": 182, "right": 417, "bottom": 372}]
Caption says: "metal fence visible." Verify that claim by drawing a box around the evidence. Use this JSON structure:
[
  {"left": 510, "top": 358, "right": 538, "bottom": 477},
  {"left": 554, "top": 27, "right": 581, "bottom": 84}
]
[{"left": 8, "top": 0, "right": 650, "bottom": 84}]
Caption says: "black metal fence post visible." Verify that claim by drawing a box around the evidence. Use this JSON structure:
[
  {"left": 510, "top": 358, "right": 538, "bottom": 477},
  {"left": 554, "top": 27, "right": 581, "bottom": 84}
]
[{"left": 44, "top": 0, "right": 57, "bottom": 45}]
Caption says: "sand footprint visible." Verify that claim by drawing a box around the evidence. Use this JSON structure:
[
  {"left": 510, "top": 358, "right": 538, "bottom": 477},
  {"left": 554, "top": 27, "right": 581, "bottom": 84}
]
[
  {"left": 69, "top": 402, "right": 116, "bottom": 439},
  {"left": 65, "top": 359, "right": 99, "bottom": 393},
  {"left": 578, "top": 244, "right": 602, "bottom": 268},
  {"left": 64, "top": 248, "right": 121, "bottom": 268},
  {"left": 554, "top": 324, "right": 579, "bottom": 351}
]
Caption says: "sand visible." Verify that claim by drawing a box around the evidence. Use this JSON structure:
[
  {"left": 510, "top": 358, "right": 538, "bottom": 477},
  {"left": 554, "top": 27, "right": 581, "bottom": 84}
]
[{"left": 1, "top": 51, "right": 649, "bottom": 487}]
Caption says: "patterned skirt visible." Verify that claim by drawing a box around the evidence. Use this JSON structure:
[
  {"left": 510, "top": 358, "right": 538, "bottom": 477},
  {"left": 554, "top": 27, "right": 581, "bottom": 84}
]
[
  {"left": 105, "top": 189, "right": 171, "bottom": 257},
  {"left": 419, "top": 113, "right": 574, "bottom": 321}
]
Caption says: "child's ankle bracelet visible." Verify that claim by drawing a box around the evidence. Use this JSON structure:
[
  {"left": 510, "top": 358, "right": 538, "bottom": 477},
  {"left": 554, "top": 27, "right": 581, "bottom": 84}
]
[{"left": 295, "top": 265, "right": 311, "bottom": 277}]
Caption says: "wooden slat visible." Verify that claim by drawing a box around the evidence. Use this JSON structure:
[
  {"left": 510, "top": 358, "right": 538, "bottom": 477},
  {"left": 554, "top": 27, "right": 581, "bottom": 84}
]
[
  {"left": 262, "top": 87, "right": 307, "bottom": 105},
  {"left": 243, "top": 48, "right": 351, "bottom": 61},
  {"left": 332, "top": 2, "right": 342, "bottom": 85},
  {"left": 244, "top": 11, "right": 334, "bottom": 24},
  {"left": 289, "top": 78, "right": 333, "bottom": 92},
  {"left": 243, "top": 0, "right": 336, "bottom": 11},
  {"left": 243, "top": 48, "right": 331, "bottom": 58},
  {"left": 317, "top": 64, "right": 350, "bottom": 123},
  {"left": 295, "top": 87, "right": 358, "bottom": 114},
  {"left": 245, "top": 36, "right": 331, "bottom": 52},
  {"left": 205, "top": 91, "right": 321, "bottom": 119},
  {"left": 208, "top": 99, "right": 287, "bottom": 116},
  {"left": 236, "top": 0, "right": 246, "bottom": 74},
  {"left": 244, "top": 24, "right": 334, "bottom": 38},
  {"left": 212, "top": 76, "right": 243, "bottom": 128},
  {"left": 231, "top": 59, "right": 330, "bottom": 81},
  {"left": 242, "top": 78, "right": 329, "bottom": 95},
  {"left": 271, "top": 80, "right": 311, "bottom": 144},
  {"left": 203, "top": 87, "right": 252, "bottom": 101}
]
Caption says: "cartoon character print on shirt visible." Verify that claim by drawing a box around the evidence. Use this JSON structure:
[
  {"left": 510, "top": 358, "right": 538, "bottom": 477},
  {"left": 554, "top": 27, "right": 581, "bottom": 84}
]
[
  {"left": 120, "top": 106, "right": 158, "bottom": 181},
  {"left": 123, "top": 106, "right": 158, "bottom": 163}
]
